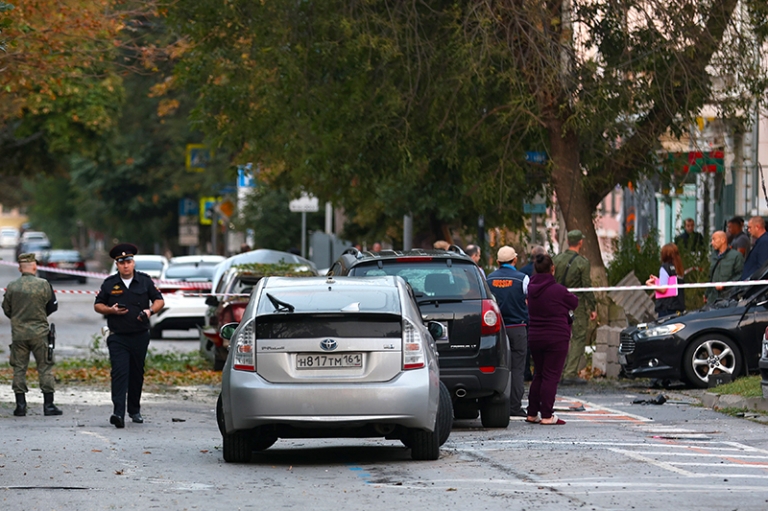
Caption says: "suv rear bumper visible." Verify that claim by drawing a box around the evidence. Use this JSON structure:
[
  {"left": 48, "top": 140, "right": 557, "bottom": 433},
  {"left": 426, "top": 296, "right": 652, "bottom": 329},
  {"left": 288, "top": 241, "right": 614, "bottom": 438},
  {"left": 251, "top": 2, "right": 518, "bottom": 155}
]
[{"left": 440, "top": 367, "right": 510, "bottom": 399}]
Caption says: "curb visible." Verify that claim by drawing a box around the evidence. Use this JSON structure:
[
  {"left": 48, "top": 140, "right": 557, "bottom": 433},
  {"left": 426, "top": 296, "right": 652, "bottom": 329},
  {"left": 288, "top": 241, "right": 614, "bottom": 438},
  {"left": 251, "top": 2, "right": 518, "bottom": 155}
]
[{"left": 701, "top": 392, "right": 768, "bottom": 413}]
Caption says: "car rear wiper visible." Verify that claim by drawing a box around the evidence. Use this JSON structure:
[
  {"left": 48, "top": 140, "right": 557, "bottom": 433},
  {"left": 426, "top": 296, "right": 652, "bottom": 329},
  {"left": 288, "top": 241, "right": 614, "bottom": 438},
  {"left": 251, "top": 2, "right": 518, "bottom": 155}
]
[
  {"left": 266, "top": 293, "right": 295, "bottom": 313},
  {"left": 417, "top": 297, "right": 463, "bottom": 305}
]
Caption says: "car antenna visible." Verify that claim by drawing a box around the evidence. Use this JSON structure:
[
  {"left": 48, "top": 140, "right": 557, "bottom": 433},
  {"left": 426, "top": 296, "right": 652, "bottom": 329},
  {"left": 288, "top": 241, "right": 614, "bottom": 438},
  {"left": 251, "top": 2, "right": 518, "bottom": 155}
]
[{"left": 266, "top": 293, "right": 295, "bottom": 313}]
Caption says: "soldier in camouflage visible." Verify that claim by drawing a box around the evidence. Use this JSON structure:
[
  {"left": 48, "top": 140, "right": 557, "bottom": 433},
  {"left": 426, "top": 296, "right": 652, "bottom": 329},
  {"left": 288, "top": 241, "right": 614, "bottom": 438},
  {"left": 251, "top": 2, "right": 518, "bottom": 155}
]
[
  {"left": 2, "top": 252, "right": 62, "bottom": 416},
  {"left": 553, "top": 231, "right": 597, "bottom": 385}
]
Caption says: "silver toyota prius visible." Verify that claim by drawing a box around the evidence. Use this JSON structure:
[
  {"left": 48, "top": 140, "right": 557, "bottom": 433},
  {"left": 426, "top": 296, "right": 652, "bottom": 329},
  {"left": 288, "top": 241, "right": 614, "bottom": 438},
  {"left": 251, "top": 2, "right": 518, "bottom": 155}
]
[{"left": 216, "top": 275, "right": 452, "bottom": 462}]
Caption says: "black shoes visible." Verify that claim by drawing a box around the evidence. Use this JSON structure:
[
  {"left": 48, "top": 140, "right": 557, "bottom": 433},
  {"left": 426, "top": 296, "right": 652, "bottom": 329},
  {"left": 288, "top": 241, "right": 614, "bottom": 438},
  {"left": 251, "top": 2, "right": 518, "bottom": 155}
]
[
  {"left": 129, "top": 413, "right": 144, "bottom": 424},
  {"left": 510, "top": 409, "right": 528, "bottom": 417},
  {"left": 110, "top": 414, "right": 125, "bottom": 428},
  {"left": 13, "top": 394, "right": 26, "bottom": 417},
  {"left": 43, "top": 392, "right": 63, "bottom": 416}
]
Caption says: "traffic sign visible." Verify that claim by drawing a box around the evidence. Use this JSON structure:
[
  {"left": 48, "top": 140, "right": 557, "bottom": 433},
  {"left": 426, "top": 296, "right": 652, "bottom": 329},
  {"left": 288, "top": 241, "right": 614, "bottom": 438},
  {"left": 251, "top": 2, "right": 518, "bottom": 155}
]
[
  {"left": 178, "top": 198, "right": 199, "bottom": 217},
  {"left": 199, "top": 196, "right": 221, "bottom": 225},
  {"left": 289, "top": 193, "right": 319, "bottom": 213}
]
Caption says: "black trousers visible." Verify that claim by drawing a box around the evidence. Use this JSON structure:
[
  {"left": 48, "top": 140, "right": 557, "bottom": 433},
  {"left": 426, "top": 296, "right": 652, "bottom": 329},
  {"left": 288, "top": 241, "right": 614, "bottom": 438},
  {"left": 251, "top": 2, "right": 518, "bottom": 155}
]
[{"left": 107, "top": 331, "right": 150, "bottom": 418}]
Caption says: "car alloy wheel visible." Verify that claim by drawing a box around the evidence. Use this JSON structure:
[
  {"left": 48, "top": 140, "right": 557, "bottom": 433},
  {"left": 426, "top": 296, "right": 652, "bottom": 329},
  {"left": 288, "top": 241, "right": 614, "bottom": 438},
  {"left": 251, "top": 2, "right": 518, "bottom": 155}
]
[{"left": 683, "top": 335, "right": 742, "bottom": 389}]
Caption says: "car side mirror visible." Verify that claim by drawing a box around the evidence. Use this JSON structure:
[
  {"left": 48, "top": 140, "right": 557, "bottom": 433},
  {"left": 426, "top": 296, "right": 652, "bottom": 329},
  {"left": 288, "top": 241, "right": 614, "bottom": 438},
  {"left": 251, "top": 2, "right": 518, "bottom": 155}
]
[
  {"left": 219, "top": 322, "right": 239, "bottom": 341},
  {"left": 427, "top": 321, "right": 444, "bottom": 340},
  {"left": 205, "top": 295, "right": 220, "bottom": 307}
]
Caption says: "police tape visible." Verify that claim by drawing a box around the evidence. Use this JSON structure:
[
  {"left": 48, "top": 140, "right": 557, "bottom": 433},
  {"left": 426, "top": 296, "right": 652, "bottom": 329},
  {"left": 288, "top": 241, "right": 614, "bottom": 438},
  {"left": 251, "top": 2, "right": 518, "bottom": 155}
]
[
  {"left": 567, "top": 279, "right": 768, "bottom": 293},
  {"left": 0, "top": 259, "right": 212, "bottom": 289}
]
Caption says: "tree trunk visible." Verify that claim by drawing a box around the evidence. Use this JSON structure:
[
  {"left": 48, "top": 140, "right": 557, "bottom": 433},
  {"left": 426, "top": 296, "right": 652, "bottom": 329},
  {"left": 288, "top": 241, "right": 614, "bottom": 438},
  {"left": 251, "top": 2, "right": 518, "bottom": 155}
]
[{"left": 548, "top": 120, "right": 607, "bottom": 288}]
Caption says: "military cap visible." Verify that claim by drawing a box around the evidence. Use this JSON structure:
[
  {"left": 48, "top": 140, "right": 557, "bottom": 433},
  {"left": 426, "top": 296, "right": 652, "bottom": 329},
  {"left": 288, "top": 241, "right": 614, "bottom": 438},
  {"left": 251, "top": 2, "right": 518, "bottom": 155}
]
[
  {"left": 567, "top": 230, "right": 585, "bottom": 244},
  {"left": 109, "top": 243, "right": 139, "bottom": 261},
  {"left": 17, "top": 253, "right": 37, "bottom": 263},
  {"left": 496, "top": 246, "right": 517, "bottom": 263}
]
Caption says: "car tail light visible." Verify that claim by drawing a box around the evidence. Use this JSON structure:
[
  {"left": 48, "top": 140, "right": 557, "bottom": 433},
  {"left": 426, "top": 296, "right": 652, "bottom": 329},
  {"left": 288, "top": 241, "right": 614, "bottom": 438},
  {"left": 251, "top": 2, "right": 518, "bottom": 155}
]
[
  {"left": 402, "top": 319, "right": 426, "bottom": 370},
  {"left": 481, "top": 299, "right": 501, "bottom": 335},
  {"left": 233, "top": 320, "right": 256, "bottom": 371},
  {"left": 48, "top": 262, "right": 58, "bottom": 268}
]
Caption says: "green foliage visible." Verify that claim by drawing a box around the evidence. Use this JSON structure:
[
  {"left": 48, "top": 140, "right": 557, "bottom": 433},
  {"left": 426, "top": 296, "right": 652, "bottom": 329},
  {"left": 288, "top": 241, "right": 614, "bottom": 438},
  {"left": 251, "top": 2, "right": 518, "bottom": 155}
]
[
  {"left": 678, "top": 246, "right": 710, "bottom": 312},
  {"left": 232, "top": 262, "right": 316, "bottom": 277},
  {"left": 236, "top": 186, "right": 325, "bottom": 253},
  {"left": 710, "top": 375, "right": 762, "bottom": 398},
  {"left": 23, "top": 175, "right": 79, "bottom": 248},
  {"left": 606, "top": 231, "right": 661, "bottom": 286}
]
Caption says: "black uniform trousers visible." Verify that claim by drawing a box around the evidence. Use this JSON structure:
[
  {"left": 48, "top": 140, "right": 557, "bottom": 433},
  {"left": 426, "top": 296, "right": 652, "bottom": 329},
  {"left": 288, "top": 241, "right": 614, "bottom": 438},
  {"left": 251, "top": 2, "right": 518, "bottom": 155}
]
[{"left": 107, "top": 331, "right": 150, "bottom": 418}]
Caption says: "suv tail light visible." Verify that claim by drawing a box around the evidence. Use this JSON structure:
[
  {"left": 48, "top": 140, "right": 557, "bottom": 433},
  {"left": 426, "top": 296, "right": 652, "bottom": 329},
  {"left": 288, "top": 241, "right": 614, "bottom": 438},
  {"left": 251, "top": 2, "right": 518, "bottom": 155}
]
[
  {"left": 232, "top": 320, "right": 256, "bottom": 371},
  {"left": 481, "top": 299, "right": 501, "bottom": 335},
  {"left": 402, "top": 319, "right": 426, "bottom": 370}
]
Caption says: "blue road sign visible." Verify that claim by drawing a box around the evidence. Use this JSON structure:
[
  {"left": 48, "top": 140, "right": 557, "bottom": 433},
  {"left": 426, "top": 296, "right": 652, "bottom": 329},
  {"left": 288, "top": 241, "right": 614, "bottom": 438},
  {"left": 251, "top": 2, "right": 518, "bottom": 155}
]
[{"left": 178, "top": 198, "right": 199, "bottom": 217}]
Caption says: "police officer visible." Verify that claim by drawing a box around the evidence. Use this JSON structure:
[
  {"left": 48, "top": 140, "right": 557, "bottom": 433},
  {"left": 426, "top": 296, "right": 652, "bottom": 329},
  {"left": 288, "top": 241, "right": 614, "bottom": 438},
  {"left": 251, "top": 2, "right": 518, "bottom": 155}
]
[
  {"left": 2, "top": 252, "right": 61, "bottom": 417},
  {"left": 94, "top": 243, "right": 164, "bottom": 428},
  {"left": 553, "top": 230, "right": 597, "bottom": 385},
  {"left": 486, "top": 246, "right": 529, "bottom": 417}
]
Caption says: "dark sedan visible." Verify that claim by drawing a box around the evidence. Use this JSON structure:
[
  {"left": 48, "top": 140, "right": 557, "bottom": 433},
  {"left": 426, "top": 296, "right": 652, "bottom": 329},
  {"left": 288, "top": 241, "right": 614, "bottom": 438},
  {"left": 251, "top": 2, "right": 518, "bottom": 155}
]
[
  {"left": 620, "top": 262, "right": 768, "bottom": 388},
  {"left": 38, "top": 250, "right": 87, "bottom": 283}
]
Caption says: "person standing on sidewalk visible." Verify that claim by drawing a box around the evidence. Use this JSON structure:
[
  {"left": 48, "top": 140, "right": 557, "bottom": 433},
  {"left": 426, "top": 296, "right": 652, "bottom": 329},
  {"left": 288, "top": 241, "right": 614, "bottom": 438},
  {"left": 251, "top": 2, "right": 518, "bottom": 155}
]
[
  {"left": 94, "top": 243, "right": 164, "bottom": 428},
  {"left": 553, "top": 230, "right": 597, "bottom": 385},
  {"left": 526, "top": 253, "right": 579, "bottom": 425},
  {"left": 2, "top": 252, "right": 61, "bottom": 417},
  {"left": 486, "top": 246, "right": 529, "bottom": 417},
  {"left": 706, "top": 231, "right": 743, "bottom": 304}
]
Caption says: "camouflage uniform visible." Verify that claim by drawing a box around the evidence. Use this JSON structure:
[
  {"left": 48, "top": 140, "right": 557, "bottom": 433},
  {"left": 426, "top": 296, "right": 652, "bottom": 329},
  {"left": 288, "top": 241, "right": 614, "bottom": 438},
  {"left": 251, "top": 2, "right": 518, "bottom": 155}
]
[
  {"left": 2, "top": 272, "right": 57, "bottom": 394},
  {"left": 553, "top": 248, "right": 595, "bottom": 379}
]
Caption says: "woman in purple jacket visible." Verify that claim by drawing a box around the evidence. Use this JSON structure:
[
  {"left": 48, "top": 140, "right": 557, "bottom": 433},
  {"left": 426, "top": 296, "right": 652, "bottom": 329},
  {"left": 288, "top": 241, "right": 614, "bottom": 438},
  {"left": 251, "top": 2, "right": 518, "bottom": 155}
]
[{"left": 526, "top": 254, "right": 579, "bottom": 425}]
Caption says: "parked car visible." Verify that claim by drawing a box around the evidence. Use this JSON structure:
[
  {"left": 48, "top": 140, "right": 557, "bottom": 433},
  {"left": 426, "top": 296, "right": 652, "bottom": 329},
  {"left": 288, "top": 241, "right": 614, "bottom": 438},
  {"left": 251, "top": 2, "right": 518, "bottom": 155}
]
[
  {"left": 620, "top": 261, "right": 768, "bottom": 388},
  {"left": 109, "top": 254, "right": 169, "bottom": 278},
  {"left": 209, "top": 249, "right": 317, "bottom": 294},
  {"left": 16, "top": 240, "right": 52, "bottom": 262},
  {"left": 216, "top": 275, "right": 452, "bottom": 462},
  {"left": 38, "top": 249, "right": 87, "bottom": 283},
  {"left": 759, "top": 327, "right": 768, "bottom": 398},
  {"left": 327, "top": 247, "right": 510, "bottom": 428},
  {"left": 0, "top": 227, "right": 20, "bottom": 248},
  {"left": 201, "top": 263, "right": 317, "bottom": 369},
  {"left": 20, "top": 231, "right": 50, "bottom": 244},
  {"left": 149, "top": 255, "right": 225, "bottom": 338}
]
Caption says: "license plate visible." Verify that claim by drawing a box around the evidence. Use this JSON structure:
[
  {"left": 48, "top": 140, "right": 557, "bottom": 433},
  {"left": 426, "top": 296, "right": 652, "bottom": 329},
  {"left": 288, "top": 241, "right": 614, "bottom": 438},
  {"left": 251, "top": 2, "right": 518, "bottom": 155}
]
[
  {"left": 296, "top": 353, "right": 363, "bottom": 369},
  {"left": 619, "top": 353, "right": 627, "bottom": 365}
]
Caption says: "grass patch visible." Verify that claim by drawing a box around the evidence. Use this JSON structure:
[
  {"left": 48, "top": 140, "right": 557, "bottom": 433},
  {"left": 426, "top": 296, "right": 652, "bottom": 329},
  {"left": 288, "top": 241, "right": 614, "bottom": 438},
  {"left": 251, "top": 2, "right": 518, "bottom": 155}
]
[
  {"left": 0, "top": 348, "right": 221, "bottom": 389},
  {"left": 710, "top": 375, "right": 762, "bottom": 398}
]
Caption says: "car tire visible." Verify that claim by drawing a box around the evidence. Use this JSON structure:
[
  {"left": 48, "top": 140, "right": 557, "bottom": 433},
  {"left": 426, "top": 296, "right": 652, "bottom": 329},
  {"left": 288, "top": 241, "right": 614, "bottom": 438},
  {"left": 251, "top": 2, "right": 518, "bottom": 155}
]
[
  {"left": 223, "top": 430, "right": 253, "bottom": 463},
  {"left": 409, "top": 425, "right": 439, "bottom": 461},
  {"left": 683, "top": 334, "right": 742, "bottom": 389},
  {"left": 216, "top": 394, "right": 226, "bottom": 435},
  {"left": 480, "top": 393, "right": 511, "bottom": 428},
  {"left": 78, "top": 277, "right": 87, "bottom": 284},
  {"left": 453, "top": 400, "right": 479, "bottom": 420},
  {"left": 437, "top": 382, "right": 453, "bottom": 446}
]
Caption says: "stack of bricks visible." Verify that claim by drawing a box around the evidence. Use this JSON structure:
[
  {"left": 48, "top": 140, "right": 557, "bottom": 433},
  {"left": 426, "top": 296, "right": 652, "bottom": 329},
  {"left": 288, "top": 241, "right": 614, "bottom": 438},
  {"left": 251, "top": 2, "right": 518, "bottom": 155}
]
[{"left": 592, "top": 325, "right": 623, "bottom": 378}]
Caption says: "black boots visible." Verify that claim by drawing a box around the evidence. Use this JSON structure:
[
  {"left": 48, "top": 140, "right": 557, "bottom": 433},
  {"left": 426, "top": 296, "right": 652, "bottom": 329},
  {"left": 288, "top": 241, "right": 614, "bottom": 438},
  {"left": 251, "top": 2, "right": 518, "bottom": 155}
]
[
  {"left": 13, "top": 393, "right": 26, "bottom": 417},
  {"left": 43, "top": 392, "right": 63, "bottom": 416}
]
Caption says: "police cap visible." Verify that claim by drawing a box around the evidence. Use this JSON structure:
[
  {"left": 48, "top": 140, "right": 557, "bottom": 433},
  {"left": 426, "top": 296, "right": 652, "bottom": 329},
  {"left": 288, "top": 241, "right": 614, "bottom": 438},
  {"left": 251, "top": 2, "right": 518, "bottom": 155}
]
[{"left": 109, "top": 243, "right": 139, "bottom": 261}]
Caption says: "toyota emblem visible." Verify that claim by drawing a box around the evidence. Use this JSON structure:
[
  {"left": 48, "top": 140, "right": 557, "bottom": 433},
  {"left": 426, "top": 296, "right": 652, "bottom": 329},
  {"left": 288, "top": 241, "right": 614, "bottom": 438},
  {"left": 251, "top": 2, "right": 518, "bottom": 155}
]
[{"left": 320, "top": 339, "right": 338, "bottom": 351}]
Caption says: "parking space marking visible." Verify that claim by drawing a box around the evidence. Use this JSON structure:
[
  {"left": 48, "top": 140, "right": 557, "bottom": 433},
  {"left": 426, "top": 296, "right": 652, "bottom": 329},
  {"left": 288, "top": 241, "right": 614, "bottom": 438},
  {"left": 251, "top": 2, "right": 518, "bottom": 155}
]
[{"left": 548, "top": 396, "right": 653, "bottom": 423}]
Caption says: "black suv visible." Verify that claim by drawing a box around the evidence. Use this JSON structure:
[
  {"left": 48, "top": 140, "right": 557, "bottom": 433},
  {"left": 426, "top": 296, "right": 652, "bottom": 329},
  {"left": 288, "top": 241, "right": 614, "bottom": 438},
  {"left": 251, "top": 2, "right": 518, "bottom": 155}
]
[{"left": 328, "top": 248, "right": 510, "bottom": 428}]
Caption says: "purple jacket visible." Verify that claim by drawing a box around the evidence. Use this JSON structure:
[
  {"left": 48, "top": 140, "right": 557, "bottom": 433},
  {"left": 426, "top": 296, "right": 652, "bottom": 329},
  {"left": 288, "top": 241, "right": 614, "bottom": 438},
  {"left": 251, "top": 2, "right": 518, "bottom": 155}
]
[{"left": 527, "top": 273, "right": 579, "bottom": 347}]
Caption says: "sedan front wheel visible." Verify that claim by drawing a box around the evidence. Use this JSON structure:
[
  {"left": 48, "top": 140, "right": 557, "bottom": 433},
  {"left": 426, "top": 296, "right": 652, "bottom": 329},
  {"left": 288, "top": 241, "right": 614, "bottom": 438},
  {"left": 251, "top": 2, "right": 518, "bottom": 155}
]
[{"left": 683, "top": 335, "right": 742, "bottom": 389}]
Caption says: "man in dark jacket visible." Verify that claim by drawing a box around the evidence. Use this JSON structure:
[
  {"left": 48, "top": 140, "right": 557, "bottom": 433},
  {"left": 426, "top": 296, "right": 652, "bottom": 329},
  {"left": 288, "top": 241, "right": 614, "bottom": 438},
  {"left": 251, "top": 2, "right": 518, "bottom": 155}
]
[
  {"left": 94, "top": 243, "right": 164, "bottom": 428},
  {"left": 742, "top": 216, "right": 768, "bottom": 279},
  {"left": 486, "top": 246, "right": 528, "bottom": 417},
  {"left": 707, "top": 231, "right": 744, "bottom": 303}
]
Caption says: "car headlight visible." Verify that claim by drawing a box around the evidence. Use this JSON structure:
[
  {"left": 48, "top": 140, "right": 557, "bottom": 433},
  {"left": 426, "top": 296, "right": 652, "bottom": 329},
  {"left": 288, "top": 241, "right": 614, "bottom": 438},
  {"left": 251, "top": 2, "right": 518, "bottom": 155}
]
[
  {"left": 762, "top": 338, "right": 768, "bottom": 359},
  {"left": 636, "top": 323, "right": 686, "bottom": 339}
]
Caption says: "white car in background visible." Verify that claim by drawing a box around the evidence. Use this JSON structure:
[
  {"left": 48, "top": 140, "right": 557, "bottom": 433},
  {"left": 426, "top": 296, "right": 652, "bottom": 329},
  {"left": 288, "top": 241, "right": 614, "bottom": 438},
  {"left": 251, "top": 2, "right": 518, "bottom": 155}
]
[
  {"left": 109, "top": 254, "right": 169, "bottom": 278},
  {"left": 148, "top": 255, "right": 225, "bottom": 338},
  {"left": 0, "top": 227, "right": 20, "bottom": 248}
]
